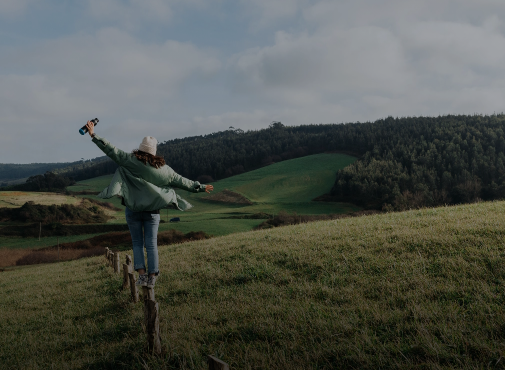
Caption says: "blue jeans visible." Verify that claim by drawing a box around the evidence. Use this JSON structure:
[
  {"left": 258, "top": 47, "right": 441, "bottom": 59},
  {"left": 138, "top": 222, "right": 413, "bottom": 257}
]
[{"left": 125, "top": 207, "right": 160, "bottom": 275}]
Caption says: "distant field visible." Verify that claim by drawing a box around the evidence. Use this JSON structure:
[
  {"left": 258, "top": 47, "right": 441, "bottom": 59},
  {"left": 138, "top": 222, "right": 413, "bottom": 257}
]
[
  {"left": 0, "top": 191, "right": 79, "bottom": 208},
  {"left": 203, "top": 153, "right": 357, "bottom": 203},
  {"left": 0, "top": 154, "right": 358, "bottom": 255},
  {"left": 2, "top": 201, "right": 505, "bottom": 368},
  {"left": 67, "top": 154, "right": 360, "bottom": 236},
  {"left": 66, "top": 174, "right": 115, "bottom": 193}
]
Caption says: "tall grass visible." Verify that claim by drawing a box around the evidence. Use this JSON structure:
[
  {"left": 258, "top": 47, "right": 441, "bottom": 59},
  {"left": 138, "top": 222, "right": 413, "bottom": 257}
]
[{"left": 2, "top": 201, "right": 505, "bottom": 368}]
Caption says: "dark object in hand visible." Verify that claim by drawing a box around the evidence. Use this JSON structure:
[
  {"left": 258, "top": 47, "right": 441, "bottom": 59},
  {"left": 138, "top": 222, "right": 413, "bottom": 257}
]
[{"left": 79, "top": 118, "right": 99, "bottom": 135}]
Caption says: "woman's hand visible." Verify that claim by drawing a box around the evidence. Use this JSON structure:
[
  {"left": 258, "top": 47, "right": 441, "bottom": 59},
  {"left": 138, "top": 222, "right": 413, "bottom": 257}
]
[
  {"left": 205, "top": 185, "right": 214, "bottom": 193},
  {"left": 86, "top": 121, "right": 95, "bottom": 137}
]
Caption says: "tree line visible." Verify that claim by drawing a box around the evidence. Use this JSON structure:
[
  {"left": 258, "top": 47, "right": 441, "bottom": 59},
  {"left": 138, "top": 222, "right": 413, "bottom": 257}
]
[
  {"left": 5, "top": 172, "right": 75, "bottom": 192},
  {"left": 20, "top": 114, "right": 505, "bottom": 210}
]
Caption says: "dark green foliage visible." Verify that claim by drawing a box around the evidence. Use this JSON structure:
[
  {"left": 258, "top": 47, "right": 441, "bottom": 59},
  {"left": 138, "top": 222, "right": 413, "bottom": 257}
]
[
  {"left": 331, "top": 114, "right": 505, "bottom": 209},
  {"left": 4, "top": 172, "right": 75, "bottom": 192},
  {"left": 0, "top": 201, "right": 109, "bottom": 224}
]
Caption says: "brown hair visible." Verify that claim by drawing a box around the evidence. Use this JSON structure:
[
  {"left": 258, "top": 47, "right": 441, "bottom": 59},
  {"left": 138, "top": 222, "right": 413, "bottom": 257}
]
[{"left": 132, "top": 150, "right": 166, "bottom": 169}]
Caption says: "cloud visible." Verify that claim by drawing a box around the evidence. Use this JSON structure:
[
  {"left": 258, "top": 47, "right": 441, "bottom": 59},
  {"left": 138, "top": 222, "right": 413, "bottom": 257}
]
[
  {"left": 0, "top": 28, "right": 221, "bottom": 162},
  {"left": 228, "top": 5, "right": 505, "bottom": 125},
  {"left": 231, "top": 26, "right": 410, "bottom": 100},
  {"left": 87, "top": 0, "right": 174, "bottom": 25},
  {"left": 0, "top": 0, "right": 30, "bottom": 17},
  {"left": 1, "top": 28, "right": 220, "bottom": 121},
  {"left": 240, "top": 0, "right": 306, "bottom": 29}
]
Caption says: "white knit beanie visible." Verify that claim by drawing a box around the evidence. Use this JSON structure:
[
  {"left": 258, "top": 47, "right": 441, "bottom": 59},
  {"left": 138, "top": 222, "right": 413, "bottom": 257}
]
[{"left": 138, "top": 136, "right": 157, "bottom": 156}]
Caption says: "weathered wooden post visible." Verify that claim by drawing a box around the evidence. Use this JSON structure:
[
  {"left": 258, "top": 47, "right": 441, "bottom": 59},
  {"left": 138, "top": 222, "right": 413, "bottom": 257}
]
[
  {"left": 105, "top": 247, "right": 109, "bottom": 260},
  {"left": 122, "top": 254, "right": 132, "bottom": 290},
  {"left": 142, "top": 286, "right": 161, "bottom": 354},
  {"left": 128, "top": 272, "right": 139, "bottom": 303},
  {"left": 208, "top": 355, "right": 229, "bottom": 370},
  {"left": 114, "top": 252, "right": 120, "bottom": 274}
]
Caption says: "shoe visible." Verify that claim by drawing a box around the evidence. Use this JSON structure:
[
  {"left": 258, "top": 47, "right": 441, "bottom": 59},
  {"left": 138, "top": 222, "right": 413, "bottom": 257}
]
[
  {"left": 136, "top": 274, "right": 148, "bottom": 287},
  {"left": 147, "top": 275, "right": 157, "bottom": 288}
]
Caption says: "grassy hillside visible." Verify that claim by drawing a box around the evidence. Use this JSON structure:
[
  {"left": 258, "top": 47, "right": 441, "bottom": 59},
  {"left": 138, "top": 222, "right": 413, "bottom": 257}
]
[
  {"left": 202, "top": 153, "right": 357, "bottom": 203},
  {"left": 2, "top": 201, "right": 505, "bottom": 369}
]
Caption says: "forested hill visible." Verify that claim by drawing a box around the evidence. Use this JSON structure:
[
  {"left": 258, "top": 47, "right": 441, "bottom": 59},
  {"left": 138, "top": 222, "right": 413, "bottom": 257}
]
[{"left": 35, "top": 114, "right": 505, "bottom": 210}]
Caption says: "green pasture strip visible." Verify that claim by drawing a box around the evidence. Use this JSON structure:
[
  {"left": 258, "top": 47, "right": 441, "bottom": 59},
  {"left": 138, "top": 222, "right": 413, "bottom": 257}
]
[
  {"left": 184, "top": 153, "right": 357, "bottom": 204},
  {"left": 66, "top": 174, "right": 114, "bottom": 193},
  {"left": 0, "top": 233, "right": 106, "bottom": 250},
  {"left": 2, "top": 201, "right": 505, "bottom": 369}
]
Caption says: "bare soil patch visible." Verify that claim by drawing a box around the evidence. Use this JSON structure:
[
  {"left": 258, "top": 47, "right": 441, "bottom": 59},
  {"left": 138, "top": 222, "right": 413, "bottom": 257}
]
[{"left": 13, "top": 229, "right": 210, "bottom": 266}]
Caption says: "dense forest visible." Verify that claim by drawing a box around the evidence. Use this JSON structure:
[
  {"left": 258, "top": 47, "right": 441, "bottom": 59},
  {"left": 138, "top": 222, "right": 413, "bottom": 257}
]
[{"left": 7, "top": 114, "right": 505, "bottom": 210}]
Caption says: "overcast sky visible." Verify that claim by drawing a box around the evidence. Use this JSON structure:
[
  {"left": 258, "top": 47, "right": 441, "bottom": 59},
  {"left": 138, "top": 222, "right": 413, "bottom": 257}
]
[{"left": 1, "top": 0, "right": 504, "bottom": 164}]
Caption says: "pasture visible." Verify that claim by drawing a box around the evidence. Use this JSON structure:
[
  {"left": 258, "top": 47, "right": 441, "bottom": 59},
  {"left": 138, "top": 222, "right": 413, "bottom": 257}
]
[{"left": 1, "top": 201, "right": 505, "bottom": 368}]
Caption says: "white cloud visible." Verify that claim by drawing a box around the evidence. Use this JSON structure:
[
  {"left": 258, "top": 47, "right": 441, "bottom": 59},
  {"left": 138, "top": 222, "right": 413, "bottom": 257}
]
[
  {"left": 0, "top": 28, "right": 221, "bottom": 162},
  {"left": 87, "top": 0, "right": 174, "bottom": 24},
  {"left": 227, "top": 4, "right": 505, "bottom": 126},
  {"left": 0, "top": 0, "right": 30, "bottom": 16},
  {"left": 240, "top": 0, "right": 307, "bottom": 30}
]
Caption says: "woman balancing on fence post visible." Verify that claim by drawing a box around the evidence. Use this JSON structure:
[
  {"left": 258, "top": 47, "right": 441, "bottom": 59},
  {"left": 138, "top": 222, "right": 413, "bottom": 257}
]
[{"left": 85, "top": 121, "right": 213, "bottom": 288}]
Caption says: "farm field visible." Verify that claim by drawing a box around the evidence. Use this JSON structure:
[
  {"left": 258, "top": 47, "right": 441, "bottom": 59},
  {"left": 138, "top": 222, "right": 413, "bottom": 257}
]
[
  {"left": 0, "top": 191, "right": 79, "bottom": 208},
  {"left": 1, "top": 201, "right": 505, "bottom": 368}
]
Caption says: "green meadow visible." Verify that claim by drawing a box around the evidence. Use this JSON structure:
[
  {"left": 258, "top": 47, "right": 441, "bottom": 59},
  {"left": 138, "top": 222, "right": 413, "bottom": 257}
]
[
  {"left": 66, "top": 153, "right": 360, "bottom": 236},
  {"left": 2, "top": 201, "right": 505, "bottom": 369}
]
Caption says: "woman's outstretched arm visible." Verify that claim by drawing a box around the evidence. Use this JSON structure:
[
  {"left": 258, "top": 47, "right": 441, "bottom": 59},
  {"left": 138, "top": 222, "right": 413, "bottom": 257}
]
[
  {"left": 86, "top": 121, "right": 130, "bottom": 166},
  {"left": 169, "top": 171, "right": 214, "bottom": 193}
]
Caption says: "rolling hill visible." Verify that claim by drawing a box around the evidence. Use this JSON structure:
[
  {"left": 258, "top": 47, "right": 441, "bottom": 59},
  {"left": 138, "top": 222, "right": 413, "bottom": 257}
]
[{"left": 2, "top": 200, "right": 504, "bottom": 368}]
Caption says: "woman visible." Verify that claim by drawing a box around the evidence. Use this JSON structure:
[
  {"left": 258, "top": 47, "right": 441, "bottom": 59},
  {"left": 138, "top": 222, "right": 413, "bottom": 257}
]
[{"left": 85, "top": 121, "right": 213, "bottom": 288}]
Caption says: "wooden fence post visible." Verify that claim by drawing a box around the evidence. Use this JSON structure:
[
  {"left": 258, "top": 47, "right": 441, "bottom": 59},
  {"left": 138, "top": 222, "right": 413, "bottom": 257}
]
[
  {"left": 142, "top": 287, "right": 161, "bottom": 354},
  {"left": 128, "top": 272, "right": 139, "bottom": 303},
  {"left": 122, "top": 264, "right": 130, "bottom": 289},
  {"left": 208, "top": 355, "right": 229, "bottom": 370},
  {"left": 105, "top": 247, "right": 109, "bottom": 261},
  {"left": 114, "top": 252, "right": 120, "bottom": 274},
  {"left": 122, "top": 255, "right": 133, "bottom": 290}
]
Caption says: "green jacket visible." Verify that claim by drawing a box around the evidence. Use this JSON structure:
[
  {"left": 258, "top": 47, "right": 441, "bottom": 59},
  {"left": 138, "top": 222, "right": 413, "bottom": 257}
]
[{"left": 92, "top": 134, "right": 206, "bottom": 212}]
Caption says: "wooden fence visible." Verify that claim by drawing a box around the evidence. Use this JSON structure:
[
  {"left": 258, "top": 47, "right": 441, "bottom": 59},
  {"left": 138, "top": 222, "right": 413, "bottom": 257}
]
[{"left": 104, "top": 247, "right": 229, "bottom": 369}]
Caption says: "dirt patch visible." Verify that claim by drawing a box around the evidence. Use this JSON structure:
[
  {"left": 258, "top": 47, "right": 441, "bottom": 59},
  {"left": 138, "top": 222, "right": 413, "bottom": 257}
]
[
  {"left": 0, "top": 249, "right": 30, "bottom": 268},
  {"left": 203, "top": 189, "right": 252, "bottom": 205}
]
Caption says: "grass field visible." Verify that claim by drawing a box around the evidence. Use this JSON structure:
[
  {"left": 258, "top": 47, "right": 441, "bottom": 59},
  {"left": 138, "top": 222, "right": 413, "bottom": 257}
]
[
  {"left": 66, "top": 154, "right": 360, "bottom": 235},
  {"left": 0, "top": 191, "right": 79, "bottom": 208},
  {"left": 2, "top": 201, "right": 505, "bottom": 369}
]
